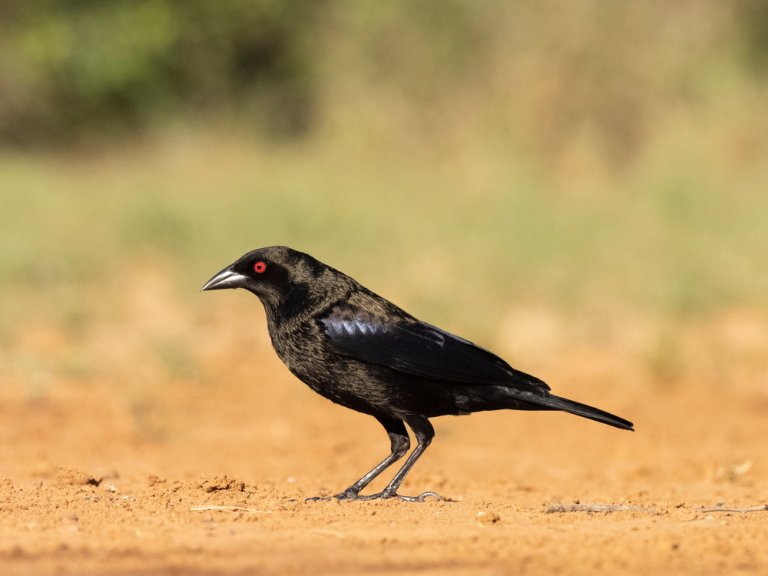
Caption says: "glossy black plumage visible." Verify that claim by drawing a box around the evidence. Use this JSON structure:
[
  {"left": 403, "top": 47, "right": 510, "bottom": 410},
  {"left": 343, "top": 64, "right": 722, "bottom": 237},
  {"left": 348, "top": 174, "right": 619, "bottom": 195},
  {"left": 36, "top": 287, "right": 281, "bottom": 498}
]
[{"left": 202, "top": 246, "right": 633, "bottom": 501}]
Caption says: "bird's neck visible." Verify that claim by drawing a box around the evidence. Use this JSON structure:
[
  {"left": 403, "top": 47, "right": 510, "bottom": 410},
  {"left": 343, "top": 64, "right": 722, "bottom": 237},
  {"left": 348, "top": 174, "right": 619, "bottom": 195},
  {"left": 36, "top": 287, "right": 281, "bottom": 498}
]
[{"left": 261, "top": 282, "right": 317, "bottom": 333}]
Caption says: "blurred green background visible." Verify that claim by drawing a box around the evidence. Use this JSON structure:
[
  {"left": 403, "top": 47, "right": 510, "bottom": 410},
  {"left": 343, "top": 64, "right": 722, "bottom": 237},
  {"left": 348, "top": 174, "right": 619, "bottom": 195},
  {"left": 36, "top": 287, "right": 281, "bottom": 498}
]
[{"left": 1, "top": 1, "right": 767, "bottom": 391}]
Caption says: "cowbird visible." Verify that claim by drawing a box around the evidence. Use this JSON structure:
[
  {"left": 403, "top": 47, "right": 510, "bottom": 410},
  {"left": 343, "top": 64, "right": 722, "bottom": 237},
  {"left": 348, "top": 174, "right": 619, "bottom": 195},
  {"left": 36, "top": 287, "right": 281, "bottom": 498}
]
[{"left": 202, "top": 246, "right": 633, "bottom": 502}]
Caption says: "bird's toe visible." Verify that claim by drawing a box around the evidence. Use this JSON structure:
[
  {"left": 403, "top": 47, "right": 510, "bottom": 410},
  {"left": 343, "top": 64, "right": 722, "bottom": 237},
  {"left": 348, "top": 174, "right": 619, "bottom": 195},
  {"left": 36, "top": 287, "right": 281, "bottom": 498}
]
[
  {"left": 395, "top": 491, "right": 448, "bottom": 502},
  {"left": 305, "top": 487, "right": 363, "bottom": 502},
  {"left": 304, "top": 495, "right": 333, "bottom": 502},
  {"left": 334, "top": 488, "right": 361, "bottom": 501}
]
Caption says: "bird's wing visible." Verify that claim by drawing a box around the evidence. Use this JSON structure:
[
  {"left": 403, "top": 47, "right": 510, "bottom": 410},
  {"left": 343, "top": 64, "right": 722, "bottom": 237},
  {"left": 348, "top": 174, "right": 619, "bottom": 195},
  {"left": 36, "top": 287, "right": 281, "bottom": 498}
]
[{"left": 320, "top": 305, "right": 550, "bottom": 392}]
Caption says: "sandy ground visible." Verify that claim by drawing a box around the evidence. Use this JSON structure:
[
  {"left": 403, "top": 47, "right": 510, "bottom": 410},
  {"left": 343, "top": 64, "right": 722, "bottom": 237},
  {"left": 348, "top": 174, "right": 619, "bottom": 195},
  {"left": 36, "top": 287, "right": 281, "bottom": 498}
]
[{"left": 1, "top": 310, "right": 767, "bottom": 575}]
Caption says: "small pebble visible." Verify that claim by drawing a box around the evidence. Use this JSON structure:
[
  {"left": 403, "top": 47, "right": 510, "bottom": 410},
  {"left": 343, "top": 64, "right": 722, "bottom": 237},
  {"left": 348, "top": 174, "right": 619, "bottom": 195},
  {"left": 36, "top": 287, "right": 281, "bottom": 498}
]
[{"left": 477, "top": 511, "right": 501, "bottom": 525}]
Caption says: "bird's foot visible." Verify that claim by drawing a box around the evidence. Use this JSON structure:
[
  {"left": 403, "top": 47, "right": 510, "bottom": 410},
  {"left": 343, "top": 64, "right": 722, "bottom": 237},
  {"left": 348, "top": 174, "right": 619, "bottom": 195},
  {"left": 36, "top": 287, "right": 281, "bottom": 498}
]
[
  {"left": 358, "top": 490, "right": 447, "bottom": 502},
  {"left": 305, "top": 487, "right": 361, "bottom": 502},
  {"left": 306, "top": 489, "right": 449, "bottom": 503}
]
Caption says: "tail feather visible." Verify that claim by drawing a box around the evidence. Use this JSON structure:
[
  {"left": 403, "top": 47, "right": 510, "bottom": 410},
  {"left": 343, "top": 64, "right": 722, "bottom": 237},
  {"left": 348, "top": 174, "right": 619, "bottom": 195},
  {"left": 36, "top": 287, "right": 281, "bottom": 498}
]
[{"left": 513, "top": 392, "right": 634, "bottom": 431}]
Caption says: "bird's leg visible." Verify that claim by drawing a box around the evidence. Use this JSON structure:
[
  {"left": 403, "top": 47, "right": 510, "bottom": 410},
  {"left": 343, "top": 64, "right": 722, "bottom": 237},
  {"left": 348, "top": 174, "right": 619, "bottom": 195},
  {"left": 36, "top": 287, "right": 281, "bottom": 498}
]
[
  {"left": 306, "top": 416, "right": 409, "bottom": 502},
  {"left": 335, "top": 422, "right": 410, "bottom": 500},
  {"left": 359, "top": 417, "right": 445, "bottom": 502}
]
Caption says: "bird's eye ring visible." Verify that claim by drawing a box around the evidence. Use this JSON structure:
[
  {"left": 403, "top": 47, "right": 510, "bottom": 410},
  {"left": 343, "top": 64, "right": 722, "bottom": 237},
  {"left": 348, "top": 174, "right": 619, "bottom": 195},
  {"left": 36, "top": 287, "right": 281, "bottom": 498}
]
[{"left": 253, "top": 261, "right": 267, "bottom": 274}]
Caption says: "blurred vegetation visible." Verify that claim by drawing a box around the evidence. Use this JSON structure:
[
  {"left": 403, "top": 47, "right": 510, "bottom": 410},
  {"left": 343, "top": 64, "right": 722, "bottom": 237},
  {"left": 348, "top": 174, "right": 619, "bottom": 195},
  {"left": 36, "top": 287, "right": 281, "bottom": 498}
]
[
  {"left": 0, "top": 0, "right": 321, "bottom": 145},
  {"left": 1, "top": 1, "right": 767, "bottom": 375},
  {"left": 1, "top": 1, "right": 766, "bottom": 151}
]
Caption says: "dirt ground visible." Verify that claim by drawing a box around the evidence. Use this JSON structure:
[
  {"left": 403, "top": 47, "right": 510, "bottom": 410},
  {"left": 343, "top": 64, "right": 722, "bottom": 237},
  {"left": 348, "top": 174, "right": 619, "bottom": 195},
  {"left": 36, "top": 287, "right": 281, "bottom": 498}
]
[{"left": 1, "top": 306, "right": 767, "bottom": 575}]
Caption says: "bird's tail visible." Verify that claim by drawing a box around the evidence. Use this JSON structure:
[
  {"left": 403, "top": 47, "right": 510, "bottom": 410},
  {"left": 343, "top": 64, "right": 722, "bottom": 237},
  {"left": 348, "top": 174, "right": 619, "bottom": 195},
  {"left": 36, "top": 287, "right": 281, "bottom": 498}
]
[
  {"left": 508, "top": 390, "right": 634, "bottom": 431},
  {"left": 539, "top": 394, "right": 633, "bottom": 430}
]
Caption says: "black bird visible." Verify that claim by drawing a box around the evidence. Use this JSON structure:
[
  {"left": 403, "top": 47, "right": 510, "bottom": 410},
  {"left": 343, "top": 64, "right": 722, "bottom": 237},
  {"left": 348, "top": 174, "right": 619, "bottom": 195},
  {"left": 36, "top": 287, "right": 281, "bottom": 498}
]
[{"left": 202, "top": 246, "right": 633, "bottom": 502}]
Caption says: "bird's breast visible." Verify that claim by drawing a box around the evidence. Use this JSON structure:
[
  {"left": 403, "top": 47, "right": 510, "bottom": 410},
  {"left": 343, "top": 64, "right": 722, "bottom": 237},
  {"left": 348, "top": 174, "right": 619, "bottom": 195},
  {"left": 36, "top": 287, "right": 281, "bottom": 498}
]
[{"left": 266, "top": 320, "right": 366, "bottom": 402}]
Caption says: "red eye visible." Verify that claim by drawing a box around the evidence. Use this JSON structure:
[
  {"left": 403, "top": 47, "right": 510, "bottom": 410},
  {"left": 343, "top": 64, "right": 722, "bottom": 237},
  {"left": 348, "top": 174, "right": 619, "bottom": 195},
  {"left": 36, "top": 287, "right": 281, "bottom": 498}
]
[{"left": 253, "top": 261, "right": 267, "bottom": 274}]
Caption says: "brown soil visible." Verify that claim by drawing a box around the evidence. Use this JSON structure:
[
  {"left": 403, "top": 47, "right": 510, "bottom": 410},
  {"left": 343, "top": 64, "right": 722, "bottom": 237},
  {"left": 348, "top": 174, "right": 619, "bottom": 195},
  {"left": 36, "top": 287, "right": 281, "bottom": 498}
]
[{"left": 1, "top": 312, "right": 767, "bottom": 575}]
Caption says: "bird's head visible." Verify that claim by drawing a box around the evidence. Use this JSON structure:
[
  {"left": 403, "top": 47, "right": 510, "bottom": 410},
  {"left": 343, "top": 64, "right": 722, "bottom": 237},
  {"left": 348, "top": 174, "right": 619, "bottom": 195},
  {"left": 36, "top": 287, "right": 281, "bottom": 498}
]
[{"left": 201, "top": 246, "right": 330, "bottom": 312}]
